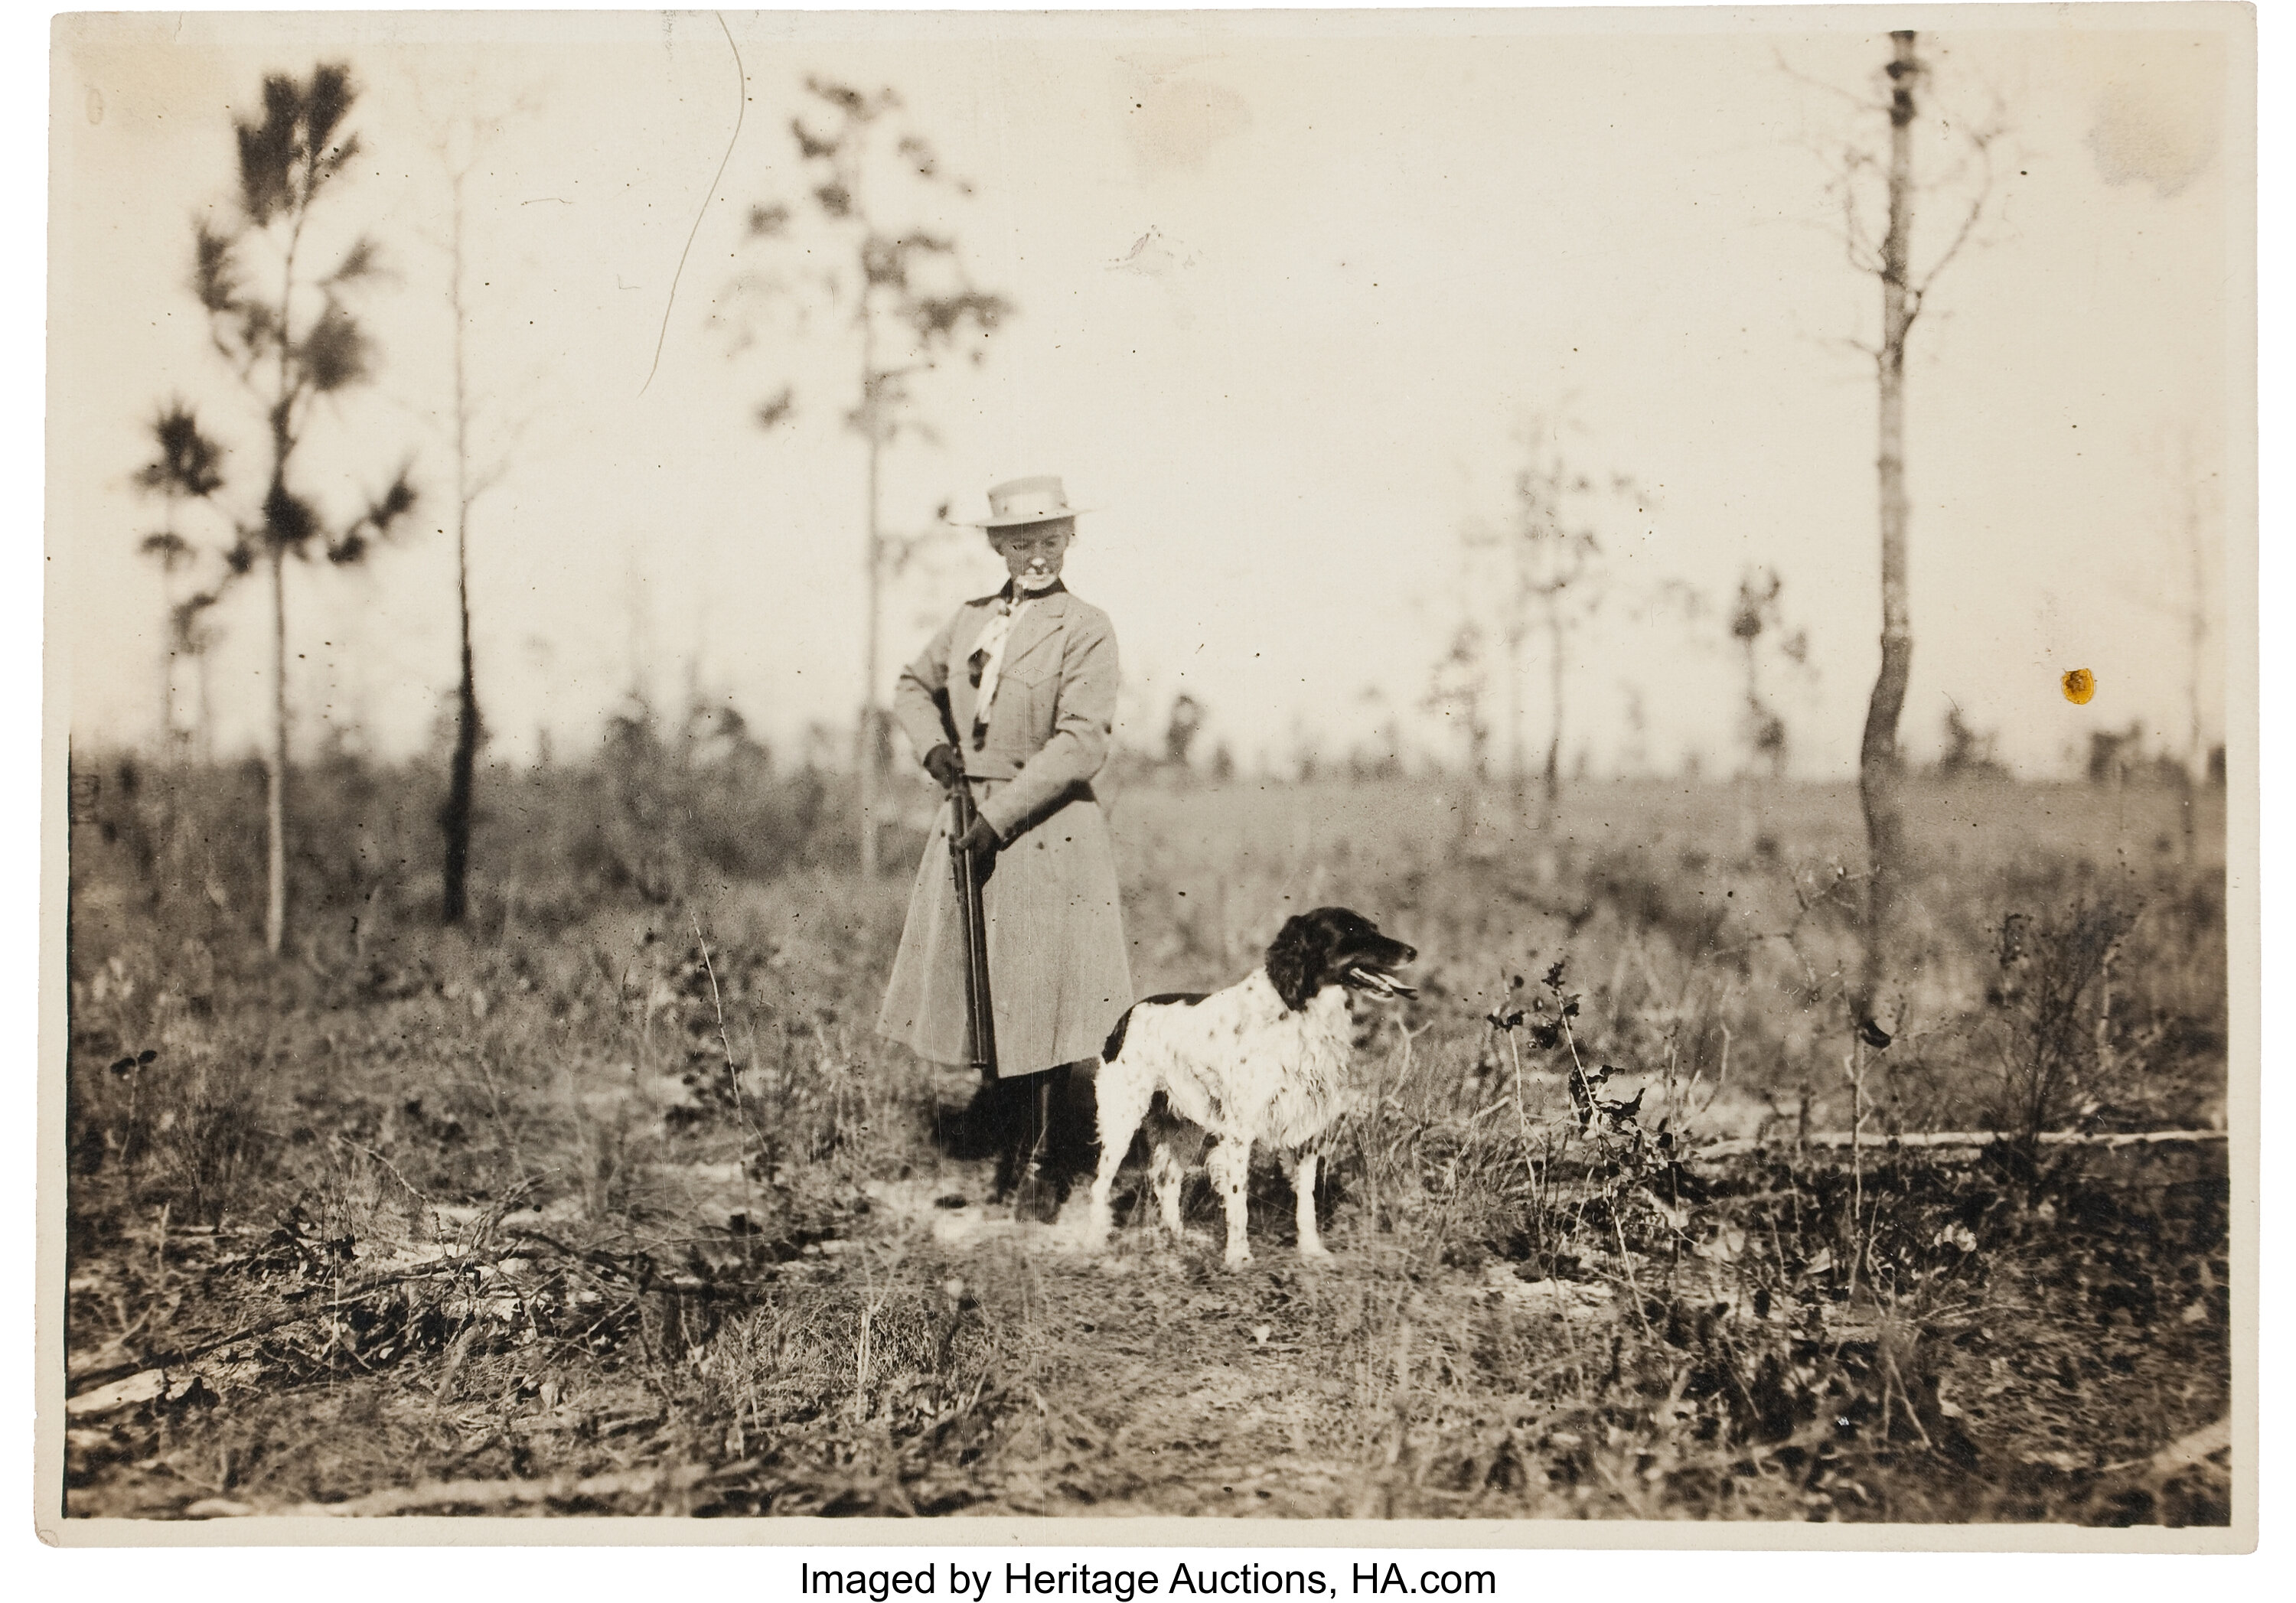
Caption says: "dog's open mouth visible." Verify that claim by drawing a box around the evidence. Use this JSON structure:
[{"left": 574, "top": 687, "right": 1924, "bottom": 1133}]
[{"left": 1345, "top": 964, "right": 1418, "bottom": 999}]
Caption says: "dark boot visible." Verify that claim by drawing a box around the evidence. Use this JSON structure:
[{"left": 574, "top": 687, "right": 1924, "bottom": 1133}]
[
  {"left": 985, "top": 1064, "right": 1094, "bottom": 1219},
  {"left": 987, "top": 1072, "right": 1033, "bottom": 1203},
  {"left": 1045, "top": 1060, "right": 1100, "bottom": 1181},
  {"left": 1016, "top": 1064, "right": 1103, "bottom": 1223},
  {"left": 1007, "top": 1071, "right": 1054, "bottom": 1221}
]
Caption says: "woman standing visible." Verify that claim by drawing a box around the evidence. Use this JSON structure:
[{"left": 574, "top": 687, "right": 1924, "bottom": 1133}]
[{"left": 876, "top": 476, "right": 1133, "bottom": 1217}]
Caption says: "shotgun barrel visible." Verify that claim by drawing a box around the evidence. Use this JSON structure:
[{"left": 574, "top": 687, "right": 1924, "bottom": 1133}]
[
  {"left": 946, "top": 777, "right": 998, "bottom": 1074},
  {"left": 929, "top": 689, "right": 996, "bottom": 1074}
]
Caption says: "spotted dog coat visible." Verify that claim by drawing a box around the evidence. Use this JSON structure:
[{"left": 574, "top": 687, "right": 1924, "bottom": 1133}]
[{"left": 1086, "top": 907, "right": 1417, "bottom": 1267}]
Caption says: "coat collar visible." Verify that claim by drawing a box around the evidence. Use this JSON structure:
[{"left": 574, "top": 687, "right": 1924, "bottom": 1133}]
[
  {"left": 960, "top": 583, "right": 1071, "bottom": 671},
  {"left": 965, "top": 577, "right": 1068, "bottom": 608},
  {"left": 1000, "top": 586, "right": 1071, "bottom": 673}
]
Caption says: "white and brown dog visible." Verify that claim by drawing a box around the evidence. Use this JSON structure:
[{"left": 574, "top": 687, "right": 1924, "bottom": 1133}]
[{"left": 1086, "top": 907, "right": 1417, "bottom": 1267}]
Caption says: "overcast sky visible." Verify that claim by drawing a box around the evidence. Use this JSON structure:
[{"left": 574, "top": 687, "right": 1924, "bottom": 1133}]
[{"left": 48, "top": 6, "right": 2245, "bottom": 780}]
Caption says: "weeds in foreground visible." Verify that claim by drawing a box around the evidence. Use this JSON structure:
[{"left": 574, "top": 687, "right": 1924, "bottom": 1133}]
[
  {"left": 1988, "top": 898, "right": 2142, "bottom": 1158},
  {"left": 61, "top": 764, "right": 2229, "bottom": 1521}
]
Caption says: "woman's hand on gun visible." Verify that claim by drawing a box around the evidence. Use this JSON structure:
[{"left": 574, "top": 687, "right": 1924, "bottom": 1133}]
[
  {"left": 956, "top": 816, "right": 1000, "bottom": 859},
  {"left": 924, "top": 743, "right": 964, "bottom": 789}
]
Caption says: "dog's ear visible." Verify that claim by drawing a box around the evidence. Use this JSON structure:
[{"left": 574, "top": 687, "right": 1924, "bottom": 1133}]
[{"left": 1266, "top": 914, "right": 1326, "bottom": 1012}]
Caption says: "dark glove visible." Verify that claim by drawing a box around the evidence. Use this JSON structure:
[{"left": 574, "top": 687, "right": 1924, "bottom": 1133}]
[
  {"left": 957, "top": 815, "right": 1000, "bottom": 858},
  {"left": 923, "top": 743, "right": 964, "bottom": 789}
]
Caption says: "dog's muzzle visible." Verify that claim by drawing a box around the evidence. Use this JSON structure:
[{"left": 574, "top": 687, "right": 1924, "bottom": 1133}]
[{"left": 1345, "top": 962, "right": 1418, "bottom": 999}]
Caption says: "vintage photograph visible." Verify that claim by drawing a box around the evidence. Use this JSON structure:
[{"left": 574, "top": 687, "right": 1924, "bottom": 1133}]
[{"left": 42, "top": 5, "right": 2253, "bottom": 1536}]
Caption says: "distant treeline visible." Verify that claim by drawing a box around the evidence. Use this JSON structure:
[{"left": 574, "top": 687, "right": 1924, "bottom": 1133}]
[
  {"left": 70, "top": 699, "right": 2221, "bottom": 957},
  {"left": 70, "top": 737, "right": 850, "bottom": 949}
]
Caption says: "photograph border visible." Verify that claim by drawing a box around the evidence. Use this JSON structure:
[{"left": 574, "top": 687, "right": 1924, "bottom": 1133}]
[{"left": 33, "top": 2, "right": 2265, "bottom": 1553}]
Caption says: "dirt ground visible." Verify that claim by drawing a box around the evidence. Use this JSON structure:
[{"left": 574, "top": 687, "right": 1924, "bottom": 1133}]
[{"left": 58, "top": 770, "right": 2233, "bottom": 1524}]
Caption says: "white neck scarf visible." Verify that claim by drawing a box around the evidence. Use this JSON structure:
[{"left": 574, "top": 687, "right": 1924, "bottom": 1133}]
[{"left": 967, "top": 591, "right": 1041, "bottom": 746}]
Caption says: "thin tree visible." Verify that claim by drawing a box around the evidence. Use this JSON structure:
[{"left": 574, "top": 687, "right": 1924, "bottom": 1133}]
[
  {"left": 2170, "top": 460, "right": 2217, "bottom": 858},
  {"left": 1466, "top": 422, "right": 1637, "bottom": 824},
  {"left": 2118, "top": 433, "right": 2219, "bottom": 858},
  {"left": 1818, "top": 32, "right": 1996, "bottom": 1023},
  {"left": 1351, "top": 686, "right": 1403, "bottom": 780},
  {"left": 725, "top": 77, "right": 1012, "bottom": 878},
  {"left": 173, "top": 590, "right": 227, "bottom": 766},
  {"left": 1936, "top": 702, "right": 2004, "bottom": 778},
  {"left": 132, "top": 402, "right": 227, "bottom": 758},
  {"left": 432, "top": 122, "right": 529, "bottom": 924},
  {"left": 1729, "top": 565, "right": 1809, "bottom": 780},
  {"left": 1163, "top": 692, "right": 1206, "bottom": 772},
  {"left": 1424, "top": 621, "right": 1492, "bottom": 782},
  {"left": 1727, "top": 565, "right": 1812, "bottom": 859},
  {"left": 191, "top": 64, "right": 419, "bottom": 953},
  {"left": 438, "top": 156, "right": 485, "bottom": 924}
]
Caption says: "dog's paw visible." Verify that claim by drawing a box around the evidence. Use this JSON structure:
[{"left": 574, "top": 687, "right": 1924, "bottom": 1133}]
[
  {"left": 1222, "top": 1246, "right": 1254, "bottom": 1270},
  {"left": 1296, "top": 1242, "right": 1335, "bottom": 1264}
]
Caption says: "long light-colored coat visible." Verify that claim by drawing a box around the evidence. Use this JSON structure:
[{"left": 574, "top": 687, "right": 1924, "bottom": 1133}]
[{"left": 875, "top": 585, "right": 1134, "bottom": 1078}]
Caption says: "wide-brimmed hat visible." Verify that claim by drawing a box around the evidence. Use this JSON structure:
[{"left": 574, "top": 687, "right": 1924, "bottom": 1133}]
[{"left": 968, "top": 474, "right": 1090, "bottom": 529}]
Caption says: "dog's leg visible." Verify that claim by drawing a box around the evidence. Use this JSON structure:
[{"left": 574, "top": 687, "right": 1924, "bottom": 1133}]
[
  {"left": 1209, "top": 1135, "right": 1254, "bottom": 1269},
  {"left": 1149, "top": 1141, "right": 1186, "bottom": 1239},
  {"left": 1293, "top": 1150, "right": 1332, "bottom": 1262},
  {"left": 1087, "top": 1061, "right": 1153, "bottom": 1248}
]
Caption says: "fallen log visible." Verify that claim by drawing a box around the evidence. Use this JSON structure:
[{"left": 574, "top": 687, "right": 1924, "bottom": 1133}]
[
  {"left": 1694, "top": 1129, "right": 2226, "bottom": 1160},
  {"left": 64, "top": 1368, "right": 179, "bottom": 1419},
  {"left": 2144, "top": 1416, "right": 2232, "bottom": 1479},
  {"left": 279, "top": 1458, "right": 755, "bottom": 1517},
  {"left": 2097, "top": 1416, "right": 2233, "bottom": 1481},
  {"left": 62, "top": 1261, "right": 483, "bottom": 1400}
]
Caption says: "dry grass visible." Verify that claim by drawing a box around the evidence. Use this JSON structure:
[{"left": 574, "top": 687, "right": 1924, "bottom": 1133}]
[{"left": 60, "top": 757, "right": 2229, "bottom": 1522}]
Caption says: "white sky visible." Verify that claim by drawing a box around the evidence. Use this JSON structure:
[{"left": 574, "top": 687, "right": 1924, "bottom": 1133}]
[{"left": 47, "top": 6, "right": 2245, "bottom": 780}]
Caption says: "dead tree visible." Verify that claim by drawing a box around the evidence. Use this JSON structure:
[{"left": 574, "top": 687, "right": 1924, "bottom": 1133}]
[
  {"left": 2120, "top": 435, "right": 2220, "bottom": 859},
  {"left": 132, "top": 403, "right": 227, "bottom": 758},
  {"left": 2175, "top": 473, "right": 2214, "bottom": 858},
  {"left": 724, "top": 77, "right": 1011, "bottom": 878},
  {"left": 1822, "top": 32, "right": 1996, "bottom": 1023},
  {"left": 1424, "top": 621, "right": 1492, "bottom": 782},
  {"left": 1727, "top": 565, "right": 1812, "bottom": 859},
  {"left": 438, "top": 161, "right": 485, "bottom": 925},
  {"left": 1730, "top": 566, "right": 1809, "bottom": 780},
  {"left": 1466, "top": 420, "right": 1639, "bottom": 826},
  {"left": 432, "top": 122, "right": 529, "bottom": 925}
]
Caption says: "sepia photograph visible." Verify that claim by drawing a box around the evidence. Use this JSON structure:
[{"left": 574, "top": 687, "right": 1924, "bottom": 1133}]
[{"left": 38, "top": 5, "right": 2256, "bottom": 1543}]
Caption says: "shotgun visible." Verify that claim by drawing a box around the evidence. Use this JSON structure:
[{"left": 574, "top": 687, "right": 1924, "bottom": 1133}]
[{"left": 931, "top": 690, "right": 997, "bottom": 1075}]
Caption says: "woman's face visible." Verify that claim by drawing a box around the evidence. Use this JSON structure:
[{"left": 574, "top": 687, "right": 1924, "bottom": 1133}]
[{"left": 989, "top": 520, "right": 1074, "bottom": 590}]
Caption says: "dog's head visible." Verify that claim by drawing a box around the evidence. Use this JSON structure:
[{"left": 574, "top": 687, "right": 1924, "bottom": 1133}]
[{"left": 1265, "top": 907, "right": 1418, "bottom": 1013}]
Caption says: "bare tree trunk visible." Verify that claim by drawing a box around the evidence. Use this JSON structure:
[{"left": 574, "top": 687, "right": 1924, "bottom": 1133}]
[
  {"left": 2183, "top": 498, "right": 2206, "bottom": 860},
  {"left": 1505, "top": 622, "right": 1525, "bottom": 819},
  {"left": 195, "top": 645, "right": 214, "bottom": 767},
  {"left": 155, "top": 564, "right": 179, "bottom": 761},
  {"left": 857, "top": 300, "right": 883, "bottom": 881},
  {"left": 1738, "top": 634, "right": 1760, "bottom": 853},
  {"left": 442, "top": 174, "right": 480, "bottom": 925},
  {"left": 1542, "top": 600, "right": 1564, "bottom": 823},
  {"left": 1855, "top": 29, "right": 1920, "bottom": 1021},
  {"left": 2187, "top": 507, "right": 2206, "bottom": 782},
  {"left": 265, "top": 542, "right": 289, "bottom": 956},
  {"left": 263, "top": 220, "right": 305, "bottom": 958},
  {"left": 442, "top": 555, "right": 478, "bottom": 923}
]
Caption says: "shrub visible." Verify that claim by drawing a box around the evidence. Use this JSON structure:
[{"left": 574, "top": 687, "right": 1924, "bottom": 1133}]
[{"left": 1985, "top": 899, "right": 2139, "bottom": 1155}]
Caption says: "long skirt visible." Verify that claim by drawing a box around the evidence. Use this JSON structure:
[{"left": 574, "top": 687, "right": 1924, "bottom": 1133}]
[{"left": 876, "top": 780, "right": 1134, "bottom": 1080}]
